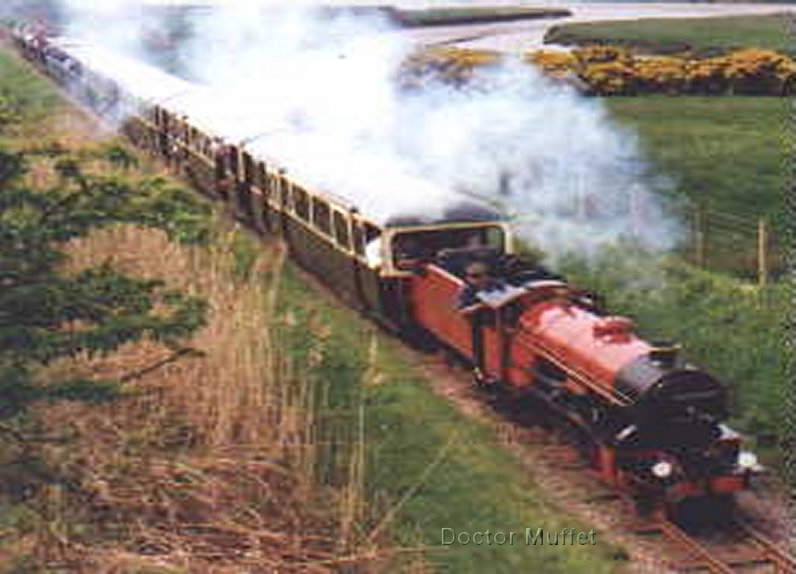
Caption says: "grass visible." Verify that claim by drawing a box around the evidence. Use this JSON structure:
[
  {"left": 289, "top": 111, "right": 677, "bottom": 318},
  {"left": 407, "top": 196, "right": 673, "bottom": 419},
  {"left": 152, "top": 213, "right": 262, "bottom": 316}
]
[
  {"left": 0, "top": 48, "right": 61, "bottom": 128},
  {"left": 606, "top": 96, "right": 786, "bottom": 275},
  {"left": 545, "top": 13, "right": 793, "bottom": 56},
  {"left": 395, "top": 6, "right": 572, "bottom": 27},
  {"left": 275, "top": 265, "right": 627, "bottom": 572}
]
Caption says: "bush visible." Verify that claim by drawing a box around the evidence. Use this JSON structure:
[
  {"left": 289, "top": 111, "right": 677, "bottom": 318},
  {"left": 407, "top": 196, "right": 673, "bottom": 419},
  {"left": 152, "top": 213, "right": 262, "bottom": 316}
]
[
  {"left": 530, "top": 46, "right": 796, "bottom": 96},
  {"left": 402, "top": 47, "right": 501, "bottom": 87},
  {"left": 634, "top": 56, "right": 688, "bottom": 95},
  {"left": 409, "top": 45, "right": 796, "bottom": 96},
  {"left": 579, "top": 60, "right": 637, "bottom": 95},
  {"left": 721, "top": 48, "right": 796, "bottom": 95}
]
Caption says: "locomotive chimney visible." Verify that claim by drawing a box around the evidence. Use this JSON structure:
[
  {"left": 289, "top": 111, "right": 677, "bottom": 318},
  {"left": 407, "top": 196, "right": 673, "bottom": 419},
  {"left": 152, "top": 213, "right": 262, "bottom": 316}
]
[{"left": 649, "top": 342, "right": 680, "bottom": 368}]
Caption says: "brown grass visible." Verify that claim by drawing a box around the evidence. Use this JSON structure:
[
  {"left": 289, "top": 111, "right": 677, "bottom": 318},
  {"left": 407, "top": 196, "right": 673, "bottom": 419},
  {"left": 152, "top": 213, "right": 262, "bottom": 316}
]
[
  {"left": 12, "top": 222, "right": 351, "bottom": 573},
  {"left": 0, "top": 60, "right": 381, "bottom": 568}
]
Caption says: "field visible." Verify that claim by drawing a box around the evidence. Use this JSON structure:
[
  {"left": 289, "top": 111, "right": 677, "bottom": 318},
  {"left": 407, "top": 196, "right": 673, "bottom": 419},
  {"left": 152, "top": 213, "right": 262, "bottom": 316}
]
[
  {"left": 574, "top": 96, "right": 788, "bottom": 453},
  {"left": 607, "top": 96, "right": 786, "bottom": 228},
  {"left": 394, "top": 6, "right": 571, "bottom": 27},
  {"left": 0, "top": 46, "right": 625, "bottom": 573},
  {"left": 544, "top": 13, "right": 792, "bottom": 56}
]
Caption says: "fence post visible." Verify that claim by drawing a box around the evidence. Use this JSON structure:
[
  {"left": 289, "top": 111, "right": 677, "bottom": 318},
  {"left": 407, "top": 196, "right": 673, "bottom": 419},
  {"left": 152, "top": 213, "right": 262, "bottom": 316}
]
[{"left": 757, "top": 217, "right": 768, "bottom": 288}]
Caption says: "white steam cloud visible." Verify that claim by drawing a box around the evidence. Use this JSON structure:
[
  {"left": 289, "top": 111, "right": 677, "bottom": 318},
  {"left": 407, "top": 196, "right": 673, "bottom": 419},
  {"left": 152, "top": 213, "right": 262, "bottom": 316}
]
[
  {"left": 60, "top": 0, "right": 681, "bottom": 261},
  {"left": 60, "top": 0, "right": 149, "bottom": 55}
]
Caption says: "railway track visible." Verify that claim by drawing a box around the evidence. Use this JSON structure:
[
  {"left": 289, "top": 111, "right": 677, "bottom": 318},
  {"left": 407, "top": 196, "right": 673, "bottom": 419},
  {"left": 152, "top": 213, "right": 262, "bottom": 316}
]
[
  {"left": 421, "top": 357, "right": 795, "bottom": 574},
  {"left": 631, "top": 518, "right": 794, "bottom": 573}
]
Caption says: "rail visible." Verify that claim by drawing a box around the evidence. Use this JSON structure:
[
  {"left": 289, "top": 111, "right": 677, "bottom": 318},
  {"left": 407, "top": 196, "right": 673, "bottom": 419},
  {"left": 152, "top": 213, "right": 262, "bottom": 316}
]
[{"left": 632, "top": 519, "right": 795, "bottom": 573}]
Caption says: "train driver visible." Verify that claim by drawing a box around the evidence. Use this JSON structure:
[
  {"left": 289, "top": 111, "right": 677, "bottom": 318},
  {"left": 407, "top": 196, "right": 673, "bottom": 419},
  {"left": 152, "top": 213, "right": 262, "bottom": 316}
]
[
  {"left": 457, "top": 261, "right": 500, "bottom": 314},
  {"left": 457, "top": 260, "right": 502, "bottom": 385}
]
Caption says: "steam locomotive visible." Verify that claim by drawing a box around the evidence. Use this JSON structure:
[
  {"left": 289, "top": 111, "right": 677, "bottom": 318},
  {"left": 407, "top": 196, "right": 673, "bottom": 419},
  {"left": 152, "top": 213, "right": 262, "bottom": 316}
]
[{"left": 11, "top": 26, "right": 762, "bottom": 512}]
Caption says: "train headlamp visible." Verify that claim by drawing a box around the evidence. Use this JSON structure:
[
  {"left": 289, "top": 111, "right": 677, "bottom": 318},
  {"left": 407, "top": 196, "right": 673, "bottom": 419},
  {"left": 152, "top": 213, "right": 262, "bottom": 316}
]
[
  {"left": 738, "top": 452, "right": 758, "bottom": 470},
  {"left": 651, "top": 461, "right": 673, "bottom": 479}
]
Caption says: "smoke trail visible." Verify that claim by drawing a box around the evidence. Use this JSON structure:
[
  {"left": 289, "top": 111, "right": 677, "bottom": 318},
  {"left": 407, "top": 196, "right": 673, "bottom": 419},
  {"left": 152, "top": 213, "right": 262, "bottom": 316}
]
[{"left": 59, "top": 0, "right": 682, "bottom": 260}]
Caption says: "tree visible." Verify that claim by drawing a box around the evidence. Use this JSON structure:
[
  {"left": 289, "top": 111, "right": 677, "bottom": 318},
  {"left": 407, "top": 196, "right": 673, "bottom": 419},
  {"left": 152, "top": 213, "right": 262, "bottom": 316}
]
[{"left": 0, "top": 143, "right": 211, "bottom": 435}]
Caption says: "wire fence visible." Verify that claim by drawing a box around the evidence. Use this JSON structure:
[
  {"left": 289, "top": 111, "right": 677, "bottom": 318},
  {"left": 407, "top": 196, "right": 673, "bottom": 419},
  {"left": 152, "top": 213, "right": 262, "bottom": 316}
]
[
  {"left": 514, "top": 199, "right": 779, "bottom": 286},
  {"left": 682, "top": 205, "right": 779, "bottom": 286}
]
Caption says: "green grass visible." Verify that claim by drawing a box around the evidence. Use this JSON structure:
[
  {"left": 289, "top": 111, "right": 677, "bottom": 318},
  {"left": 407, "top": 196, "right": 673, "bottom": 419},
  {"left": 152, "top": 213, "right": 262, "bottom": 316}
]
[
  {"left": 0, "top": 49, "right": 61, "bottom": 130},
  {"left": 607, "top": 96, "right": 786, "bottom": 228},
  {"left": 545, "top": 13, "right": 792, "bottom": 56},
  {"left": 275, "top": 265, "right": 626, "bottom": 573},
  {"left": 396, "top": 6, "right": 571, "bottom": 27}
]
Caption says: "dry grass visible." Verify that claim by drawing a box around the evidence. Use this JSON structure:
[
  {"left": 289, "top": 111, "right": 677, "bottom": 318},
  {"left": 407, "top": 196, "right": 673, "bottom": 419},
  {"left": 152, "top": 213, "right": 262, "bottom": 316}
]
[
  {"left": 0, "top": 60, "right": 379, "bottom": 565},
  {"left": 0, "top": 158, "right": 382, "bottom": 571}
]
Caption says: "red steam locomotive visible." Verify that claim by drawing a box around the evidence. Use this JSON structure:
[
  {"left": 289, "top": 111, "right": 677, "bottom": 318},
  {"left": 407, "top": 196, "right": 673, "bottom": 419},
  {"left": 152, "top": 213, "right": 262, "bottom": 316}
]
[{"left": 11, "top": 26, "right": 762, "bottom": 514}]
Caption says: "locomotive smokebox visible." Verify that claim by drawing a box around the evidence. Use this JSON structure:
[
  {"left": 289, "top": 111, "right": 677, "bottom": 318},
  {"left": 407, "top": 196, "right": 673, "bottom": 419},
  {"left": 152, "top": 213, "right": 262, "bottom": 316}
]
[{"left": 616, "top": 354, "right": 728, "bottom": 423}]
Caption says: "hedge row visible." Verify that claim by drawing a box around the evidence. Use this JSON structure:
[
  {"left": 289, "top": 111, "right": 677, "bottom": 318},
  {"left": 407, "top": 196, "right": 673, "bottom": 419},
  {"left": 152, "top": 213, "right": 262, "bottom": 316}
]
[{"left": 403, "top": 46, "right": 796, "bottom": 96}]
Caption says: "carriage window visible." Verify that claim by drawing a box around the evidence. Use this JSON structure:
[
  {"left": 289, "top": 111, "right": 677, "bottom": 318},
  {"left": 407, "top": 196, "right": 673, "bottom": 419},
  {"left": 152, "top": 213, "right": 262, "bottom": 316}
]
[
  {"left": 363, "top": 224, "right": 382, "bottom": 267},
  {"left": 228, "top": 147, "right": 240, "bottom": 179},
  {"left": 279, "top": 179, "right": 291, "bottom": 209},
  {"left": 293, "top": 187, "right": 310, "bottom": 221},
  {"left": 242, "top": 152, "right": 254, "bottom": 184},
  {"left": 351, "top": 224, "right": 365, "bottom": 257},
  {"left": 485, "top": 226, "right": 505, "bottom": 250},
  {"left": 312, "top": 198, "right": 331, "bottom": 235},
  {"left": 256, "top": 162, "right": 267, "bottom": 190},
  {"left": 333, "top": 211, "right": 351, "bottom": 249},
  {"left": 267, "top": 174, "right": 279, "bottom": 198}
]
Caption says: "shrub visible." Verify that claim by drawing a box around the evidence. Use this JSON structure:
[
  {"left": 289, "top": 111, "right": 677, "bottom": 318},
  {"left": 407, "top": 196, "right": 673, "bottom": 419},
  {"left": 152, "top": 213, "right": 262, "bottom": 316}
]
[
  {"left": 578, "top": 60, "right": 637, "bottom": 95},
  {"left": 634, "top": 56, "right": 688, "bottom": 94},
  {"left": 405, "top": 45, "right": 796, "bottom": 96},
  {"left": 721, "top": 48, "right": 796, "bottom": 95}
]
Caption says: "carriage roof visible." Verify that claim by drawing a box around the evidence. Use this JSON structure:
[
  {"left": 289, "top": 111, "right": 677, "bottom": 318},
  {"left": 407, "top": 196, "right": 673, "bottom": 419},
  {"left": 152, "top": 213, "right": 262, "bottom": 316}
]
[{"left": 56, "top": 39, "right": 506, "bottom": 228}]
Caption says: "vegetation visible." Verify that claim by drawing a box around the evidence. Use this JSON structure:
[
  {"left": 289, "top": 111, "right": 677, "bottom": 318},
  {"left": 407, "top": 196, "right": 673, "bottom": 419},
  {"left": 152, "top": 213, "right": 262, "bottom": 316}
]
[
  {"left": 274, "top": 264, "right": 626, "bottom": 572},
  {"left": 0, "top": 46, "right": 628, "bottom": 572},
  {"left": 544, "top": 13, "right": 793, "bottom": 57},
  {"left": 406, "top": 45, "right": 795, "bottom": 96},
  {"left": 0, "top": 50, "right": 60, "bottom": 132},
  {"left": 0, "top": 145, "right": 210, "bottom": 425},
  {"left": 0, "top": 47, "right": 343, "bottom": 571},
  {"left": 394, "top": 6, "right": 571, "bottom": 27},
  {"left": 606, "top": 96, "right": 785, "bottom": 226}
]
